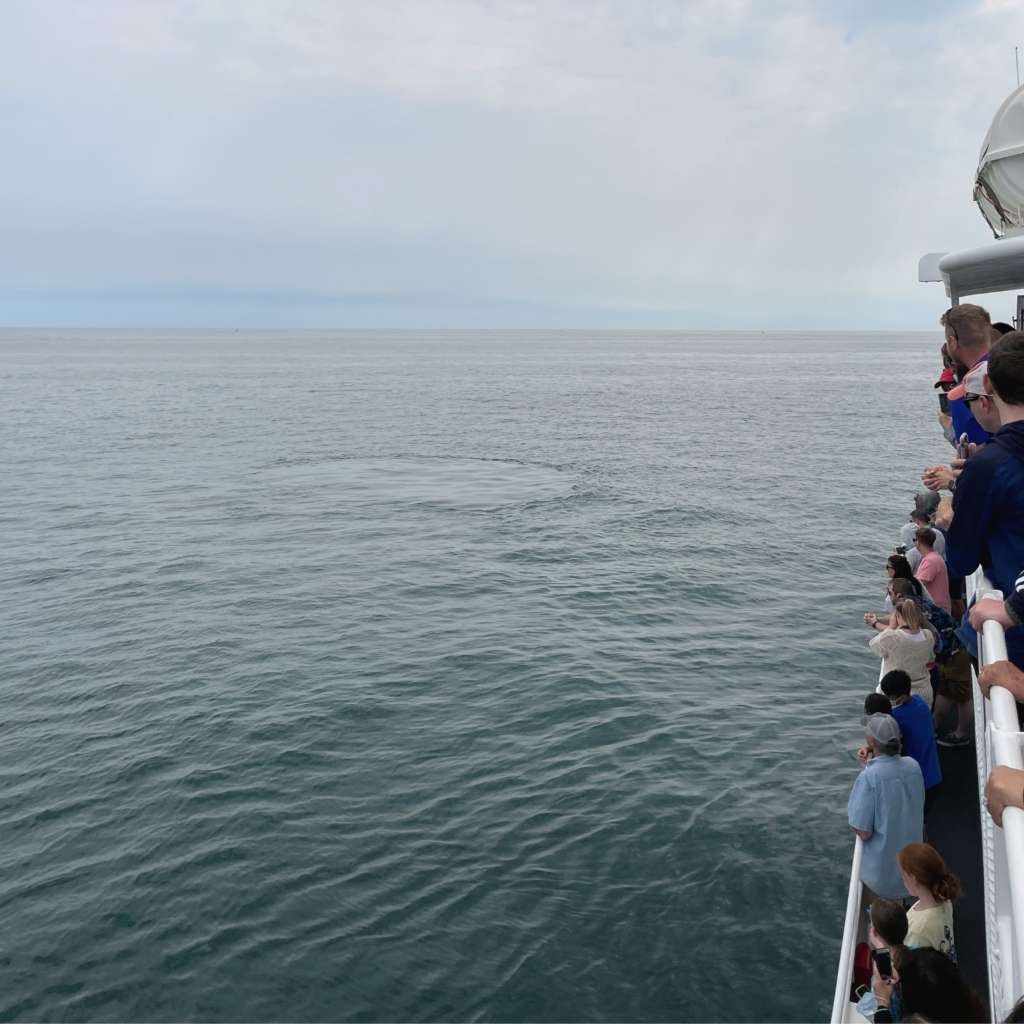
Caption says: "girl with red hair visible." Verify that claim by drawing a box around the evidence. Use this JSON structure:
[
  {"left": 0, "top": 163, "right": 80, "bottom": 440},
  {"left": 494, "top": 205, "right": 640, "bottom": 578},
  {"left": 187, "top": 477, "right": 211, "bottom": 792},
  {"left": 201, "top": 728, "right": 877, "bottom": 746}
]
[{"left": 898, "top": 843, "right": 963, "bottom": 961}]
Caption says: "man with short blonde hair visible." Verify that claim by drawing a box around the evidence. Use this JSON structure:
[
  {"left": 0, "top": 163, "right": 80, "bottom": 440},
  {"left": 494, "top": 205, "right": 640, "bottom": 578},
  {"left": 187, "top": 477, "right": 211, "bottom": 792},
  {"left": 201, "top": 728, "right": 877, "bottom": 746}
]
[{"left": 942, "top": 304, "right": 994, "bottom": 446}]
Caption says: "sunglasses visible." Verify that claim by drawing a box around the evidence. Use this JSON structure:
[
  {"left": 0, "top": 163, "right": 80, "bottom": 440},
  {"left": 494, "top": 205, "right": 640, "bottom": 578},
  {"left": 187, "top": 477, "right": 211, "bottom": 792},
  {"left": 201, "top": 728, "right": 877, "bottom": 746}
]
[
  {"left": 963, "top": 393, "right": 988, "bottom": 406},
  {"left": 945, "top": 307, "right": 959, "bottom": 342}
]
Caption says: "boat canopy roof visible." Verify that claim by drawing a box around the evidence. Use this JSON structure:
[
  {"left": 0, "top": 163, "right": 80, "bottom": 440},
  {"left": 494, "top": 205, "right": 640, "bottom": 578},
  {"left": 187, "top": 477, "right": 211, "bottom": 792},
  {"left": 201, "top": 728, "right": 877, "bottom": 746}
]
[{"left": 919, "top": 235, "right": 1024, "bottom": 303}]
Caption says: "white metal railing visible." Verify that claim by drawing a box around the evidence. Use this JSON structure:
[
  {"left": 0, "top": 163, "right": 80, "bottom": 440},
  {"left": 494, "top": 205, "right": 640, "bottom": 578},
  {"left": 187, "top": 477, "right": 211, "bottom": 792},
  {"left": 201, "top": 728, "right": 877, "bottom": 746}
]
[
  {"left": 969, "top": 568, "right": 1024, "bottom": 1023},
  {"left": 830, "top": 658, "right": 889, "bottom": 1023},
  {"left": 830, "top": 835, "right": 864, "bottom": 1023}
]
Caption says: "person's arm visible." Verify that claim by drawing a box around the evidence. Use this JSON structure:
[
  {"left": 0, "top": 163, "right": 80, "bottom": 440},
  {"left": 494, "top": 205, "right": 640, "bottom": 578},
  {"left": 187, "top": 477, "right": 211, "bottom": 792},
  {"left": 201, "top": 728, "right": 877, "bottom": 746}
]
[
  {"left": 868, "top": 631, "right": 892, "bottom": 658},
  {"left": 871, "top": 961, "right": 897, "bottom": 1022},
  {"left": 978, "top": 661, "right": 1024, "bottom": 702},
  {"left": 921, "top": 463, "right": 959, "bottom": 492},
  {"left": 864, "top": 613, "right": 891, "bottom": 630},
  {"left": 984, "top": 766, "right": 1024, "bottom": 828},
  {"left": 970, "top": 598, "right": 1014, "bottom": 631},
  {"left": 848, "top": 775, "right": 874, "bottom": 841},
  {"left": 945, "top": 455, "right": 998, "bottom": 580}
]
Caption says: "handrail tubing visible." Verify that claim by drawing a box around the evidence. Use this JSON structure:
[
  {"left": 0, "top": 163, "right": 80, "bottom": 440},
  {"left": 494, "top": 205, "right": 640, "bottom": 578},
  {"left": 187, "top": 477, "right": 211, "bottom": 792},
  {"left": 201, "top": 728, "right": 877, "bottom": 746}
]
[
  {"left": 830, "top": 658, "right": 889, "bottom": 1023},
  {"left": 973, "top": 571, "right": 1024, "bottom": 1015},
  {"left": 830, "top": 835, "right": 864, "bottom": 1024}
]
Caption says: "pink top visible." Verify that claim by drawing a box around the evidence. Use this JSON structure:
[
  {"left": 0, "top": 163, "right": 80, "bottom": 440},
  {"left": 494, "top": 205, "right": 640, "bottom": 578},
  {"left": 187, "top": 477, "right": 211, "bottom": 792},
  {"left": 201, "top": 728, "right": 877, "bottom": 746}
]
[{"left": 916, "top": 551, "right": 951, "bottom": 614}]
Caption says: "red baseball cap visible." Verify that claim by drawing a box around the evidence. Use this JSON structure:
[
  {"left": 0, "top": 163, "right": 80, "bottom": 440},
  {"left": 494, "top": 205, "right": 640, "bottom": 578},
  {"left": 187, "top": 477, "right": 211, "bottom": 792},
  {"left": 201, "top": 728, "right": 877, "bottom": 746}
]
[{"left": 934, "top": 368, "right": 956, "bottom": 388}]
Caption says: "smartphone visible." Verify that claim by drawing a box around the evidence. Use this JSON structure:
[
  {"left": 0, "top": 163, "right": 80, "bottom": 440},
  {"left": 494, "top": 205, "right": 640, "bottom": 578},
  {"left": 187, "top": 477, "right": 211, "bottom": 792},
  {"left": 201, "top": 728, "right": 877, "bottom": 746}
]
[
  {"left": 939, "top": 392, "right": 950, "bottom": 414},
  {"left": 894, "top": 545, "right": 907, "bottom": 555},
  {"left": 957, "top": 432, "right": 971, "bottom": 459},
  {"left": 873, "top": 947, "right": 894, "bottom": 980}
]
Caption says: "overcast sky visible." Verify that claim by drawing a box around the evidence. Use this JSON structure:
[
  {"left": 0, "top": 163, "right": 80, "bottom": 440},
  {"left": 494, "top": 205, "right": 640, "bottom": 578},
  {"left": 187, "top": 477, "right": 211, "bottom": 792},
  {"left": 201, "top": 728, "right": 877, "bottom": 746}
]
[{"left": 1, "top": 0, "right": 1022, "bottom": 329}]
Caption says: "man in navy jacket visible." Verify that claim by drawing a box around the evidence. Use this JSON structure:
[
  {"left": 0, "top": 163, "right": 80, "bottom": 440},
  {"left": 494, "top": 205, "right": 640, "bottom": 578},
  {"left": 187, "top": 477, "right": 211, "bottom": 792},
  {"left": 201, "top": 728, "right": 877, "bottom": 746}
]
[{"left": 946, "top": 332, "right": 1024, "bottom": 669}]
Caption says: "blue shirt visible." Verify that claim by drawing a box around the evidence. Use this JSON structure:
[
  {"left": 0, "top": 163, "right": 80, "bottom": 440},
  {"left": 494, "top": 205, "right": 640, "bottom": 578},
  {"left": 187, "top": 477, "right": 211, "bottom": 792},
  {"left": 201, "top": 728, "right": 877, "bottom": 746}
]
[
  {"left": 891, "top": 697, "right": 942, "bottom": 789},
  {"left": 848, "top": 755, "right": 924, "bottom": 898},
  {"left": 946, "top": 420, "right": 1024, "bottom": 671},
  {"left": 948, "top": 354, "right": 992, "bottom": 446}
]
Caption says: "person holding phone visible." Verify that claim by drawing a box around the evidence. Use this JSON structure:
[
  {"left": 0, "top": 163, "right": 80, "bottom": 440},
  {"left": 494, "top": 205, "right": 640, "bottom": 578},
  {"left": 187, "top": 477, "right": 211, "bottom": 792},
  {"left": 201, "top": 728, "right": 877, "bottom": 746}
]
[
  {"left": 868, "top": 947, "right": 987, "bottom": 1023},
  {"left": 867, "top": 897, "right": 909, "bottom": 969}
]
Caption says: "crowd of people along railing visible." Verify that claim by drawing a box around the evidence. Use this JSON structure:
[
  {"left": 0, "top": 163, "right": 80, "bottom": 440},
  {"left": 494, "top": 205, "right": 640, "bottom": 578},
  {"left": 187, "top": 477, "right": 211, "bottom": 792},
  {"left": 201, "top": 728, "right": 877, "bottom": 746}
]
[
  {"left": 832, "top": 568, "right": 1024, "bottom": 1024},
  {"left": 969, "top": 568, "right": 1024, "bottom": 1022}
]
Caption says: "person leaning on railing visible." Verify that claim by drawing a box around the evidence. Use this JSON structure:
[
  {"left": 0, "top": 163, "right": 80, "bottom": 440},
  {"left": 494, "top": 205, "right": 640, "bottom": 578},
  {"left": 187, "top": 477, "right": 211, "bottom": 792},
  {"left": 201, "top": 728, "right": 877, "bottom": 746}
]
[
  {"left": 971, "top": 566, "right": 1024, "bottom": 693},
  {"left": 867, "top": 600, "right": 936, "bottom": 705},
  {"left": 940, "top": 332, "right": 1024, "bottom": 674},
  {"left": 849, "top": 714, "right": 925, "bottom": 901},
  {"left": 891, "top": 553, "right": 934, "bottom": 605},
  {"left": 971, "top": 568, "right": 1024, "bottom": 831}
]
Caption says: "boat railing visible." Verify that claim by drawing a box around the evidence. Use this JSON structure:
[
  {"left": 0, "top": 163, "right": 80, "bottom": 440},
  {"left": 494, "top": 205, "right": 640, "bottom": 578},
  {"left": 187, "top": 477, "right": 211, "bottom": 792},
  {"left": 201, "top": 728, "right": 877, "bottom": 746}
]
[
  {"left": 830, "top": 834, "right": 864, "bottom": 1022},
  {"left": 831, "top": 570, "right": 1024, "bottom": 1023},
  {"left": 969, "top": 569, "right": 1024, "bottom": 1022}
]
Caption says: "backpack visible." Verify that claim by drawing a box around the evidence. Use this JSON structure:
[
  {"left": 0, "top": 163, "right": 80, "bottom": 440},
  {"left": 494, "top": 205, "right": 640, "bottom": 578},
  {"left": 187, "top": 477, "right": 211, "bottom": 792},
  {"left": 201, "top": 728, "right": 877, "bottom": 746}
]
[{"left": 920, "top": 599, "right": 962, "bottom": 663}]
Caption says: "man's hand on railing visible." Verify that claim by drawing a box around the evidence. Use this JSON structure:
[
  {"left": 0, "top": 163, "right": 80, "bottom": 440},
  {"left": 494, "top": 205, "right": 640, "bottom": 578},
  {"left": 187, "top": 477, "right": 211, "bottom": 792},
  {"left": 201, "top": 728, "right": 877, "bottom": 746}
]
[
  {"left": 970, "top": 598, "right": 1014, "bottom": 631},
  {"left": 984, "top": 765, "right": 1024, "bottom": 829},
  {"left": 978, "top": 661, "right": 1024, "bottom": 703}
]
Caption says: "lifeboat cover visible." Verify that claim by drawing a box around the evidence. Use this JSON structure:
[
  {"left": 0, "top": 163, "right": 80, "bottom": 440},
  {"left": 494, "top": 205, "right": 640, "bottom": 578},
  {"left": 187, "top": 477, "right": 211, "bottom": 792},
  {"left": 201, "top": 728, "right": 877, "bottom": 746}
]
[{"left": 975, "top": 85, "right": 1024, "bottom": 237}]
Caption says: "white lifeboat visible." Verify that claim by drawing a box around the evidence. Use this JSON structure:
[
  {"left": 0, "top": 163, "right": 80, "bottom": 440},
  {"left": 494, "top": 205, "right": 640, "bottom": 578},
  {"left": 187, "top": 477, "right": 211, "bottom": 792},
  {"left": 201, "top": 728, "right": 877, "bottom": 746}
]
[{"left": 975, "top": 84, "right": 1024, "bottom": 238}]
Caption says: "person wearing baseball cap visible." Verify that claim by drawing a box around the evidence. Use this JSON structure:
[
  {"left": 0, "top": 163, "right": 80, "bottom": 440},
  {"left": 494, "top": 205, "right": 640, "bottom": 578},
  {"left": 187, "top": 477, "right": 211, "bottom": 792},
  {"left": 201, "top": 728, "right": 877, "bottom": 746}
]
[
  {"left": 960, "top": 364, "right": 1001, "bottom": 435},
  {"left": 935, "top": 367, "right": 959, "bottom": 446},
  {"left": 848, "top": 713, "right": 925, "bottom": 899}
]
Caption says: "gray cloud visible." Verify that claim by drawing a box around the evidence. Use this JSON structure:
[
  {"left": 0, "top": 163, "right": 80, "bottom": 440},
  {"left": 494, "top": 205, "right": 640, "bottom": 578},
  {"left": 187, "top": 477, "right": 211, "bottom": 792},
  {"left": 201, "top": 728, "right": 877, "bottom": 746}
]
[{"left": 1, "top": 0, "right": 1022, "bottom": 327}]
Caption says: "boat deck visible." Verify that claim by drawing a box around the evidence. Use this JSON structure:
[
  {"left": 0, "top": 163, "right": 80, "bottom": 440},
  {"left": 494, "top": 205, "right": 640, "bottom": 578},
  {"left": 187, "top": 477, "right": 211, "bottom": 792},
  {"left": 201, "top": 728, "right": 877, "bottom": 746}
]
[{"left": 927, "top": 732, "right": 988, "bottom": 996}]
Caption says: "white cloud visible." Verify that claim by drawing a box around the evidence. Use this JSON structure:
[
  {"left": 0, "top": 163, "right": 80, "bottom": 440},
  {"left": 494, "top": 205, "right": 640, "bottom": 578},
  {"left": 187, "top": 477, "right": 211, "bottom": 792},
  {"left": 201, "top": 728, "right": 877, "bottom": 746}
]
[{"left": 1, "top": 0, "right": 1022, "bottom": 326}]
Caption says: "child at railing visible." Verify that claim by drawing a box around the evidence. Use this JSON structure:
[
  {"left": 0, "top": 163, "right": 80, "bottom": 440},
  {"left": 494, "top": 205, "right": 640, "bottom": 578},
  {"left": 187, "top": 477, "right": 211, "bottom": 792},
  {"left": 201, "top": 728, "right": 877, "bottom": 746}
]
[
  {"left": 868, "top": 897, "right": 909, "bottom": 969},
  {"left": 898, "top": 843, "right": 962, "bottom": 962}
]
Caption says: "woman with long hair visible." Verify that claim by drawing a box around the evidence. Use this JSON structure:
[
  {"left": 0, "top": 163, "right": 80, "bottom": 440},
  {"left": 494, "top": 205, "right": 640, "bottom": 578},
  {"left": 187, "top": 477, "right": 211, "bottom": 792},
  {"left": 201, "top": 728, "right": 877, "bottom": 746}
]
[
  {"left": 865, "top": 577, "right": 964, "bottom": 700},
  {"left": 899, "top": 843, "right": 962, "bottom": 961},
  {"left": 870, "top": 947, "right": 987, "bottom": 1022},
  {"left": 868, "top": 897, "right": 909, "bottom": 969},
  {"left": 869, "top": 599, "right": 935, "bottom": 703},
  {"left": 884, "top": 554, "right": 934, "bottom": 608}
]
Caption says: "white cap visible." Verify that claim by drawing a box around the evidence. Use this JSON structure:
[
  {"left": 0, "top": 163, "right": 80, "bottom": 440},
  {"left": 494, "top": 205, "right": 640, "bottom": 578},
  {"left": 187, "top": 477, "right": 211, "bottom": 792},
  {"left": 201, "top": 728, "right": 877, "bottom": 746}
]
[
  {"left": 963, "top": 365, "right": 989, "bottom": 398},
  {"left": 860, "top": 713, "right": 902, "bottom": 750}
]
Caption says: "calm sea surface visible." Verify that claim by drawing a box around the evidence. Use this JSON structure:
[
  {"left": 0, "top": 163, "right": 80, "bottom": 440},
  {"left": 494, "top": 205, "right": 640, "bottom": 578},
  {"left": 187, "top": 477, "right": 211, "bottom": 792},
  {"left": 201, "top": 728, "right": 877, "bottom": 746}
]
[{"left": 1, "top": 330, "right": 956, "bottom": 1023}]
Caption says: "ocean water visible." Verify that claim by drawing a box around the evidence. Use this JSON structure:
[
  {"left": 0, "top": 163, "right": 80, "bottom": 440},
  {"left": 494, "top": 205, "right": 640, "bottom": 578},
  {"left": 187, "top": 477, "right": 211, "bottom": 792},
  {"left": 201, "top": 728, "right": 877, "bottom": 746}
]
[{"left": 0, "top": 330, "right": 956, "bottom": 1023}]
